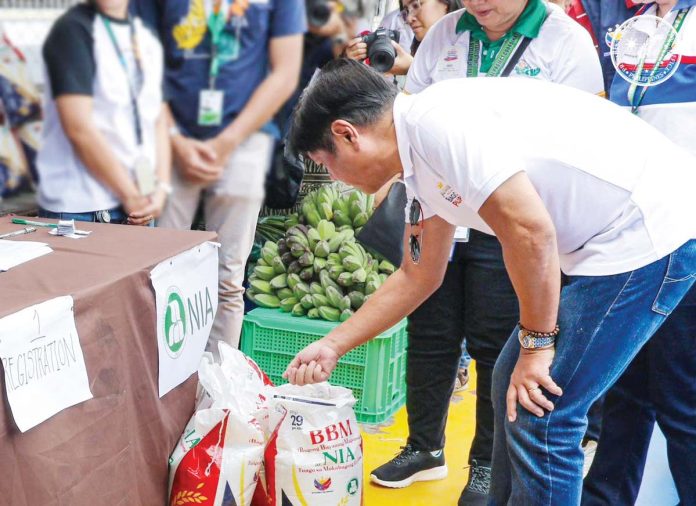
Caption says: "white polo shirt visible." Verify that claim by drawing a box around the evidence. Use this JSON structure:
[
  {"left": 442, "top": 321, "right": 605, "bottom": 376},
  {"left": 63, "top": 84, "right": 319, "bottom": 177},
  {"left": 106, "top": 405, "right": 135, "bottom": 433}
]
[
  {"left": 395, "top": 78, "right": 696, "bottom": 276},
  {"left": 405, "top": 3, "right": 603, "bottom": 241},
  {"left": 406, "top": 4, "right": 604, "bottom": 94}
]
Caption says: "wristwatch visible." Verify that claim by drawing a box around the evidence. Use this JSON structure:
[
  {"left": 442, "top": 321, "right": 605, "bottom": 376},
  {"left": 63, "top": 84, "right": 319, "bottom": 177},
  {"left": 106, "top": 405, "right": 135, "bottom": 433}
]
[{"left": 518, "top": 327, "right": 557, "bottom": 350}]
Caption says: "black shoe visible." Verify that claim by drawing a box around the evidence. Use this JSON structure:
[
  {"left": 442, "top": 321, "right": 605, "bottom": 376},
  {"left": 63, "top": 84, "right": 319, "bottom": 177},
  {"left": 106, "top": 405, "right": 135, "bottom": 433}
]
[
  {"left": 458, "top": 460, "right": 491, "bottom": 506},
  {"left": 370, "top": 444, "right": 448, "bottom": 488}
]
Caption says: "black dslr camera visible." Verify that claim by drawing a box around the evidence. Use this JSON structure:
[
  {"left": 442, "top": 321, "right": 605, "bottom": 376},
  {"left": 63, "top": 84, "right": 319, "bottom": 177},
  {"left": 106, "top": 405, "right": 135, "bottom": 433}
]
[
  {"left": 361, "top": 28, "right": 401, "bottom": 73},
  {"left": 306, "top": 0, "right": 332, "bottom": 27}
]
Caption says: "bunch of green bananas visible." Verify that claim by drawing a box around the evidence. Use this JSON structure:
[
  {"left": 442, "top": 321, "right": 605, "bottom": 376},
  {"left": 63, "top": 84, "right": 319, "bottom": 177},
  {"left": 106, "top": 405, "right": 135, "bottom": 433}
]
[
  {"left": 247, "top": 186, "right": 396, "bottom": 322},
  {"left": 300, "top": 183, "right": 375, "bottom": 235}
]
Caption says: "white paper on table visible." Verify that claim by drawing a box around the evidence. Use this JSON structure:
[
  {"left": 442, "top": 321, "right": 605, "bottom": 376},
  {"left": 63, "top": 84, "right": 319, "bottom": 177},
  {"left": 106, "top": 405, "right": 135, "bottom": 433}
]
[
  {"left": 0, "top": 296, "right": 92, "bottom": 432},
  {"left": 0, "top": 240, "right": 52, "bottom": 271},
  {"left": 48, "top": 229, "right": 92, "bottom": 239},
  {"left": 150, "top": 241, "right": 219, "bottom": 397}
]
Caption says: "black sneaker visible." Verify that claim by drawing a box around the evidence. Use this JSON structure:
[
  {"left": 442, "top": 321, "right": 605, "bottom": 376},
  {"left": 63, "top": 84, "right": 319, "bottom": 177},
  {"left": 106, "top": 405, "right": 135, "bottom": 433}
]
[
  {"left": 458, "top": 460, "right": 491, "bottom": 506},
  {"left": 370, "top": 444, "right": 448, "bottom": 488}
]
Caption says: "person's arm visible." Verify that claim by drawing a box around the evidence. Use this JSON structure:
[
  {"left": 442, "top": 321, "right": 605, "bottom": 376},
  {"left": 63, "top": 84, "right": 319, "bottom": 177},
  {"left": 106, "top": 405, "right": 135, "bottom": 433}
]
[
  {"left": 55, "top": 95, "right": 146, "bottom": 214},
  {"left": 284, "top": 214, "right": 456, "bottom": 385},
  {"left": 207, "top": 34, "right": 304, "bottom": 162},
  {"left": 477, "top": 172, "right": 563, "bottom": 422}
]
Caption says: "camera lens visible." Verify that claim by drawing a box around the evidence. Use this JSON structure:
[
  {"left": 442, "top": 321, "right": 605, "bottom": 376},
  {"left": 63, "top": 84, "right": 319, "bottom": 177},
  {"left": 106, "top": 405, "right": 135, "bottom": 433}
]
[
  {"left": 308, "top": 2, "right": 331, "bottom": 27},
  {"left": 367, "top": 38, "right": 397, "bottom": 72}
]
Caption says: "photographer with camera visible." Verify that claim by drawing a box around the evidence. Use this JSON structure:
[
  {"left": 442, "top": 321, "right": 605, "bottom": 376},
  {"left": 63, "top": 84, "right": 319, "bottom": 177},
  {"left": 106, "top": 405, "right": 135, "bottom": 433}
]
[{"left": 345, "top": 0, "right": 459, "bottom": 74}]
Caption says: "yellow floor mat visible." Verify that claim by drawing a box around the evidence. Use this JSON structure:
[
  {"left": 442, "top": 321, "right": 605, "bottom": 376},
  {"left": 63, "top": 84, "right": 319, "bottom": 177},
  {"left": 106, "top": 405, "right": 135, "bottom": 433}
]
[{"left": 361, "top": 368, "right": 478, "bottom": 506}]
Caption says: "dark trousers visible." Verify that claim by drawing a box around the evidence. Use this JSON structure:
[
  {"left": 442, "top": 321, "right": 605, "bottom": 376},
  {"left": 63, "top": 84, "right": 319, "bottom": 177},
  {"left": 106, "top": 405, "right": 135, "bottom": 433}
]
[
  {"left": 582, "top": 284, "right": 696, "bottom": 505},
  {"left": 406, "top": 230, "right": 519, "bottom": 465}
]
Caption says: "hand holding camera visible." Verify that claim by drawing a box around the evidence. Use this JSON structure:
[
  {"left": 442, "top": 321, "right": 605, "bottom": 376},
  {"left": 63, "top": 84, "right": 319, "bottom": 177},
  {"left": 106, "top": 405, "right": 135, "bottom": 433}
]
[{"left": 345, "top": 29, "right": 402, "bottom": 73}]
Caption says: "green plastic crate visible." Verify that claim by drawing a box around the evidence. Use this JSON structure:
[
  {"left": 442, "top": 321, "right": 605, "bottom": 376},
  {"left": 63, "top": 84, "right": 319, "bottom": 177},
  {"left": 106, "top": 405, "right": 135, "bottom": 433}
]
[{"left": 241, "top": 308, "right": 408, "bottom": 424}]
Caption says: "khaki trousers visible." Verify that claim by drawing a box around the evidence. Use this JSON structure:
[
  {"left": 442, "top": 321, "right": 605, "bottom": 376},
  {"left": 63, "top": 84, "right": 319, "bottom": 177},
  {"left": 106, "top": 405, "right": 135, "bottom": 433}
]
[{"left": 159, "top": 132, "right": 274, "bottom": 352}]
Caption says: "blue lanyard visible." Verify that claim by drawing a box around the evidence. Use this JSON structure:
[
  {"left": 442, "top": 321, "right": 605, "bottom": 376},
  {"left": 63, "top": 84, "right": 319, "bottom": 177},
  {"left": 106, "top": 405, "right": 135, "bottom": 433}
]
[{"left": 101, "top": 15, "right": 145, "bottom": 146}]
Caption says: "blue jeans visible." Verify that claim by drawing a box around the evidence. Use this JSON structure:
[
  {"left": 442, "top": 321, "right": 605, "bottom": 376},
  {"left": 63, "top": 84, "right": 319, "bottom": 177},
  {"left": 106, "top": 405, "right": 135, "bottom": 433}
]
[
  {"left": 582, "top": 283, "right": 696, "bottom": 505},
  {"left": 489, "top": 239, "right": 696, "bottom": 506},
  {"left": 38, "top": 207, "right": 127, "bottom": 224}
]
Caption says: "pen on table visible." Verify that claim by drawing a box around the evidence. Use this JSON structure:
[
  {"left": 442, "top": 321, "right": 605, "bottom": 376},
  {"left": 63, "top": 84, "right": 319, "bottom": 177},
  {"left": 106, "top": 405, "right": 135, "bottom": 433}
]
[
  {"left": 0, "top": 227, "right": 37, "bottom": 239},
  {"left": 10, "top": 217, "right": 91, "bottom": 236},
  {"left": 11, "top": 218, "right": 57, "bottom": 229}
]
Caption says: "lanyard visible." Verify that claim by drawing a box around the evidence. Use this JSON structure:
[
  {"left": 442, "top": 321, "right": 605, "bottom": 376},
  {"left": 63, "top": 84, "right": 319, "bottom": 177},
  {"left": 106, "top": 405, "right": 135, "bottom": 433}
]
[
  {"left": 628, "top": 8, "right": 689, "bottom": 114},
  {"left": 207, "top": 1, "right": 242, "bottom": 89},
  {"left": 466, "top": 32, "right": 525, "bottom": 78},
  {"left": 102, "top": 15, "right": 144, "bottom": 146}
]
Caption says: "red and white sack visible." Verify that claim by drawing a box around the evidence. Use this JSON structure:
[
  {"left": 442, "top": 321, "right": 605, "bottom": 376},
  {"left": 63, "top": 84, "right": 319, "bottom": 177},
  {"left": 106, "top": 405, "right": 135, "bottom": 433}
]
[
  {"left": 264, "top": 383, "right": 363, "bottom": 506},
  {"left": 168, "top": 344, "right": 272, "bottom": 506}
]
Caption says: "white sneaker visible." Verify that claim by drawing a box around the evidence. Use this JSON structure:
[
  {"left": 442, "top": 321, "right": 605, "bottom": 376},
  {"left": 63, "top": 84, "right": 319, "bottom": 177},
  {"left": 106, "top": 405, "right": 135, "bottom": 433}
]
[
  {"left": 454, "top": 367, "right": 469, "bottom": 393},
  {"left": 582, "top": 439, "right": 598, "bottom": 477}
]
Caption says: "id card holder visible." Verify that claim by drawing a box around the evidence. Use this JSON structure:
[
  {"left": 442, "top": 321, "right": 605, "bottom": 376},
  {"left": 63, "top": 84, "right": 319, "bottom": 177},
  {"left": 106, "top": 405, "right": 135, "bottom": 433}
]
[
  {"left": 437, "top": 46, "right": 463, "bottom": 79},
  {"left": 134, "top": 155, "right": 156, "bottom": 196},
  {"left": 198, "top": 89, "right": 224, "bottom": 126}
]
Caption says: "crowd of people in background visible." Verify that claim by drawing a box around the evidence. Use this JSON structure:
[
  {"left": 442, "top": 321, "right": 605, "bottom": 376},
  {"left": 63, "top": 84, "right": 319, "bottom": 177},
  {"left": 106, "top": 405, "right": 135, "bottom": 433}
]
[{"left": 23, "top": 0, "right": 696, "bottom": 505}]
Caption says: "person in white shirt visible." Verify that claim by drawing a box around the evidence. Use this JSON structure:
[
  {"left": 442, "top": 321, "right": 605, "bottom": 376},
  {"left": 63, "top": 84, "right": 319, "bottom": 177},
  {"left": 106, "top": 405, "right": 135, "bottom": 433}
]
[
  {"left": 37, "top": 0, "right": 170, "bottom": 225},
  {"left": 284, "top": 59, "right": 696, "bottom": 506}
]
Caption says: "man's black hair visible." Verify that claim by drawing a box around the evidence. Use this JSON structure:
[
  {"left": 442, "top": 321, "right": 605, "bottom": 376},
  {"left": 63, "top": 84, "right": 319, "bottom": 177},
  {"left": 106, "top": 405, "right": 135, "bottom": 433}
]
[{"left": 289, "top": 58, "right": 398, "bottom": 155}]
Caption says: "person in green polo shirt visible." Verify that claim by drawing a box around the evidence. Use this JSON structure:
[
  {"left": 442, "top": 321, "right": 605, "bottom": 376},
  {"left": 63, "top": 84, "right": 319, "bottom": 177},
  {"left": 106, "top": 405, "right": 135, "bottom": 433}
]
[{"left": 365, "top": 1, "right": 603, "bottom": 504}]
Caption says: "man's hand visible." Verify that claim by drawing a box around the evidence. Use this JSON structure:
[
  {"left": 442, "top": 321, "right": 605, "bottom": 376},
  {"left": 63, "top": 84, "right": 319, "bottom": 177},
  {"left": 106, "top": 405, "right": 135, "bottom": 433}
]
[
  {"left": 127, "top": 187, "right": 168, "bottom": 226},
  {"left": 172, "top": 135, "right": 222, "bottom": 184},
  {"left": 507, "top": 347, "right": 563, "bottom": 422},
  {"left": 205, "top": 131, "right": 241, "bottom": 169},
  {"left": 283, "top": 339, "right": 341, "bottom": 386},
  {"left": 122, "top": 193, "right": 149, "bottom": 216}
]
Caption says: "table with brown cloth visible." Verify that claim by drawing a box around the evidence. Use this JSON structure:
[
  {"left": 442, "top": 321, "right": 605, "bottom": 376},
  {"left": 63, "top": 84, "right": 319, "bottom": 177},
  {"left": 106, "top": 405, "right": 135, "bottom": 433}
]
[{"left": 0, "top": 216, "right": 217, "bottom": 506}]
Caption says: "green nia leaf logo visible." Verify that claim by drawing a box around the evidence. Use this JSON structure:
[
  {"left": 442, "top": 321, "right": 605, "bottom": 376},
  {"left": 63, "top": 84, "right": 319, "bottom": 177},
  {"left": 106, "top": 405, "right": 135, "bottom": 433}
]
[
  {"left": 347, "top": 478, "right": 359, "bottom": 496},
  {"left": 164, "top": 288, "right": 187, "bottom": 357}
]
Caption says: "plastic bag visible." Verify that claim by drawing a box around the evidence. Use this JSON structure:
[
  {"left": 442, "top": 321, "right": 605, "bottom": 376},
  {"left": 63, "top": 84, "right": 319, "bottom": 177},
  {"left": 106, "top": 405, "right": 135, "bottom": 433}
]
[
  {"left": 168, "top": 344, "right": 272, "bottom": 506},
  {"left": 263, "top": 383, "right": 363, "bottom": 506}
]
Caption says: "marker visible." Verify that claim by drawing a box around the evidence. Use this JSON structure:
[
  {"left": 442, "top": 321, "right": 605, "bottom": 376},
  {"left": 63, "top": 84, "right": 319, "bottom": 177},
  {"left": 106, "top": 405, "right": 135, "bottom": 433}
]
[
  {"left": 0, "top": 227, "right": 37, "bottom": 239},
  {"left": 11, "top": 218, "right": 57, "bottom": 229},
  {"left": 10, "top": 218, "right": 90, "bottom": 236}
]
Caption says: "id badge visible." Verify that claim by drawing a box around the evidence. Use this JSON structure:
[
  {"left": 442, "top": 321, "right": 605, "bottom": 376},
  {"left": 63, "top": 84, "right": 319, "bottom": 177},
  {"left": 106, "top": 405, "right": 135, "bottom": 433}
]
[
  {"left": 437, "top": 46, "right": 463, "bottom": 79},
  {"left": 134, "top": 155, "right": 156, "bottom": 196},
  {"left": 198, "top": 89, "right": 224, "bottom": 126}
]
